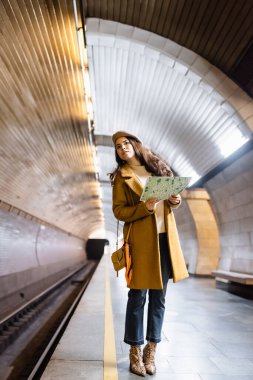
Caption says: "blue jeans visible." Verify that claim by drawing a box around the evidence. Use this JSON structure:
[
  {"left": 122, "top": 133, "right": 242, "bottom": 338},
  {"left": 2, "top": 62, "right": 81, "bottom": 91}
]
[{"left": 124, "top": 233, "right": 172, "bottom": 345}]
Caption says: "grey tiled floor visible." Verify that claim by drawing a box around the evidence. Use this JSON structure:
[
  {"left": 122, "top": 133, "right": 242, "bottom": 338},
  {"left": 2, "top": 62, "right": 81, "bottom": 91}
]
[
  {"left": 42, "top": 256, "right": 253, "bottom": 380},
  {"left": 111, "top": 270, "right": 253, "bottom": 380}
]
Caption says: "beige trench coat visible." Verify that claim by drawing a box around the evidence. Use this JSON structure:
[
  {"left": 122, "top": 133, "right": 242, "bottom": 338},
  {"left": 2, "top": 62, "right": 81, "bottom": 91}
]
[{"left": 112, "top": 164, "right": 189, "bottom": 289}]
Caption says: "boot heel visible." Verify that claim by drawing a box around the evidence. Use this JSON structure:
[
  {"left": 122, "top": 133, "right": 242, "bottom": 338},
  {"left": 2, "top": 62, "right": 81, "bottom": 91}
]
[{"left": 143, "top": 342, "right": 157, "bottom": 375}]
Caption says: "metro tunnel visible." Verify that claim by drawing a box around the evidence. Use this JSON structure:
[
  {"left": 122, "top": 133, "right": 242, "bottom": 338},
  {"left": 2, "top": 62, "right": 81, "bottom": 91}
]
[{"left": 0, "top": 1, "right": 253, "bottom": 379}]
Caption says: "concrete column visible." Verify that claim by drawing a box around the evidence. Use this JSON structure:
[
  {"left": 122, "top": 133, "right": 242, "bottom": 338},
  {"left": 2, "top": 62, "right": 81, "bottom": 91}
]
[{"left": 184, "top": 189, "right": 220, "bottom": 275}]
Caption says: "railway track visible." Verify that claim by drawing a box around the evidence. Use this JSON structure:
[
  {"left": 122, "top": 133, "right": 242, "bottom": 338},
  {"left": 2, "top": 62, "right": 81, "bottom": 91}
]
[{"left": 0, "top": 260, "right": 98, "bottom": 379}]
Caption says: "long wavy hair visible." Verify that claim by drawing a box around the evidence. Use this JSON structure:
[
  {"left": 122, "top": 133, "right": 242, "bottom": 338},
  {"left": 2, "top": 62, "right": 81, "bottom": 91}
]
[{"left": 109, "top": 137, "right": 173, "bottom": 182}]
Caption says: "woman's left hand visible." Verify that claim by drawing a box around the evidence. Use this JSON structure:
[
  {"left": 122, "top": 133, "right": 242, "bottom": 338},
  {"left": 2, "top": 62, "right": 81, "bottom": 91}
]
[{"left": 168, "top": 194, "right": 181, "bottom": 204}]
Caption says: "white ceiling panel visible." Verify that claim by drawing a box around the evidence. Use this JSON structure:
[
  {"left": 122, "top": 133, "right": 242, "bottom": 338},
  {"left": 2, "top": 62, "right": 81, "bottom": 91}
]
[{"left": 86, "top": 19, "right": 252, "bottom": 178}]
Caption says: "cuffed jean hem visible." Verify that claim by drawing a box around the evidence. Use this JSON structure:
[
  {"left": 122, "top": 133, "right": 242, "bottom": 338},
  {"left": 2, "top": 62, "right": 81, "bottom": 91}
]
[
  {"left": 146, "top": 336, "right": 161, "bottom": 343},
  {"left": 124, "top": 338, "right": 144, "bottom": 346}
]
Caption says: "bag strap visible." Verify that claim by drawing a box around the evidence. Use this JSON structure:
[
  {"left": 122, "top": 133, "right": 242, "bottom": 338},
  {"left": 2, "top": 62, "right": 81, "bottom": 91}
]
[
  {"left": 116, "top": 220, "right": 132, "bottom": 246},
  {"left": 116, "top": 220, "right": 119, "bottom": 249},
  {"left": 125, "top": 223, "right": 132, "bottom": 242}
]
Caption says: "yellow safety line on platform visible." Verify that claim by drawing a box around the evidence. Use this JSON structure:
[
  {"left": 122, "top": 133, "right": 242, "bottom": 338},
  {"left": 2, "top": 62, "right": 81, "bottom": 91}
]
[{"left": 104, "top": 257, "right": 118, "bottom": 380}]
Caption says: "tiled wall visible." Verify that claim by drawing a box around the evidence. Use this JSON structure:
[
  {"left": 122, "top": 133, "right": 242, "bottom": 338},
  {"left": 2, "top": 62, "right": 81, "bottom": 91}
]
[
  {"left": 174, "top": 199, "right": 198, "bottom": 274},
  {"left": 0, "top": 209, "right": 86, "bottom": 312},
  {"left": 205, "top": 149, "right": 253, "bottom": 274}
]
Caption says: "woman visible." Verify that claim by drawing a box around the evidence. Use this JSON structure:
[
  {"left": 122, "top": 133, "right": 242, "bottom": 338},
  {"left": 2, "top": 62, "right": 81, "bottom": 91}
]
[{"left": 110, "top": 130, "right": 188, "bottom": 377}]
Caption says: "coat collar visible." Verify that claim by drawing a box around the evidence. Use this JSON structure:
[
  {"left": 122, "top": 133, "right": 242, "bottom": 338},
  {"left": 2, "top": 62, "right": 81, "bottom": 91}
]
[{"left": 120, "top": 164, "right": 144, "bottom": 197}]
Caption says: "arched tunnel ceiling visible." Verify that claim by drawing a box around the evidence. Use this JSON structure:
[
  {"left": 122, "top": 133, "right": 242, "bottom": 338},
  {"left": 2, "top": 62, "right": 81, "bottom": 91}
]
[
  {"left": 85, "top": 18, "right": 253, "bottom": 234},
  {"left": 82, "top": 0, "right": 253, "bottom": 234},
  {"left": 84, "top": 0, "right": 253, "bottom": 98}
]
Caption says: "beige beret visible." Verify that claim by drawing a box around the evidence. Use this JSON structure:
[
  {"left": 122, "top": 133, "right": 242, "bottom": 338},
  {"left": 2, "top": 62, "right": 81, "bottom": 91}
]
[{"left": 112, "top": 130, "right": 142, "bottom": 145}]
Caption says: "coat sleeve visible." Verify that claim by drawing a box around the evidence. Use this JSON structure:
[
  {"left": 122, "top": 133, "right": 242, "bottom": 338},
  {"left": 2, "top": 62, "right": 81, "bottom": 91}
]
[
  {"left": 167, "top": 198, "right": 182, "bottom": 209},
  {"left": 112, "top": 176, "right": 153, "bottom": 222}
]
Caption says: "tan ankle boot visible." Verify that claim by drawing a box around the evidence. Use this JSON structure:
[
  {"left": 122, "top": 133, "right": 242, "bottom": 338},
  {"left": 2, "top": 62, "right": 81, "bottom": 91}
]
[
  {"left": 129, "top": 345, "right": 146, "bottom": 377},
  {"left": 143, "top": 341, "right": 157, "bottom": 375}
]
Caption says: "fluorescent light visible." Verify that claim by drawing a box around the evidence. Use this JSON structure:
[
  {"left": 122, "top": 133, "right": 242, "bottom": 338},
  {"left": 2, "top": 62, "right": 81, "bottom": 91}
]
[
  {"left": 217, "top": 128, "right": 249, "bottom": 158},
  {"left": 75, "top": 27, "right": 94, "bottom": 127},
  {"left": 83, "top": 69, "right": 91, "bottom": 95},
  {"left": 99, "top": 186, "right": 104, "bottom": 200}
]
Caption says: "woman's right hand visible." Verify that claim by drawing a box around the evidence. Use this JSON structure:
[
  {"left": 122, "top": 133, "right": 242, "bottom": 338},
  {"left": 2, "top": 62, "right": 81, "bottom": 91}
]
[{"left": 145, "top": 197, "right": 159, "bottom": 211}]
